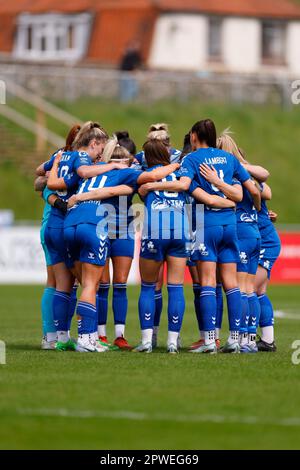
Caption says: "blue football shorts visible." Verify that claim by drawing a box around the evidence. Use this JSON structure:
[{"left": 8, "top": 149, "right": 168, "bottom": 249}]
[{"left": 191, "top": 224, "right": 240, "bottom": 264}]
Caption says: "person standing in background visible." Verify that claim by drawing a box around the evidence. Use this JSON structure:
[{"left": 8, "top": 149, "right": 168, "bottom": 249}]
[{"left": 119, "top": 41, "right": 142, "bottom": 102}]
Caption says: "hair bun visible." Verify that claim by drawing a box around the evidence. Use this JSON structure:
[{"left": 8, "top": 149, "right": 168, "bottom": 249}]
[
  {"left": 149, "top": 123, "right": 169, "bottom": 133},
  {"left": 116, "top": 131, "right": 130, "bottom": 140}
]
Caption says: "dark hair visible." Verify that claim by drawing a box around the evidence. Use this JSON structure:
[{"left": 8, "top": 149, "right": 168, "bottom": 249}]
[
  {"left": 191, "top": 119, "right": 217, "bottom": 148},
  {"left": 143, "top": 139, "right": 170, "bottom": 167},
  {"left": 64, "top": 124, "right": 81, "bottom": 151},
  {"left": 180, "top": 132, "right": 192, "bottom": 160},
  {"left": 115, "top": 130, "right": 137, "bottom": 156}
]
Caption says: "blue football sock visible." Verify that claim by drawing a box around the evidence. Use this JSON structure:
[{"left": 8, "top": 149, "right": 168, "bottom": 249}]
[
  {"left": 97, "top": 284, "right": 110, "bottom": 329},
  {"left": 77, "top": 301, "right": 97, "bottom": 335},
  {"left": 258, "top": 294, "right": 274, "bottom": 328},
  {"left": 113, "top": 283, "right": 128, "bottom": 326},
  {"left": 226, "top": 288, "right": 242, "bottom": 332},
  {"left": 248, "top": 293, "right": 261, "bottom": 335},
  {"left": 53, "top": 291, "right": 70, "bottom": 332},
  {"left": 240, "top": 292, "right": 250, "bottom": 334},
  {"left": 154, "top": 289, "right": 163, "bottom": 328},
  {"left": 193, "top": 284, "right": 202, "bottom": 332},
  {"left": 67, "top": 285, "right": 78, "bottom": 332},
  {"left": 41, "top": 287, "right": 56, "bottom": 335},
  {"left": 199, "top": 286, "right": 217, "bottom": 331},
  {"left": 167, "top": 284, "right": 185, "bottom": 333},
  {"left": 216, "top": 283, "right": 223, "bottom": 330},
  {"left": 138, "top": 282, "right": 156, "bottom": 330}
]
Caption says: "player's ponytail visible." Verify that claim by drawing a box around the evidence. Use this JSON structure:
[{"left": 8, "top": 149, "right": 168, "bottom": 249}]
[
  {"left": 102, "top": 135, "right": 133, "bottom": 165},
  {"left": 147, "top": 123, "right": 170, "bottom": 145},
  {"left": 73, "top": 121, "right": 108, "bottom": 150},
  {"left": 64, "top": 124, "right": 81, "bottom": 151},
  {"left": 191, "top": 119, "right": 217, "bottom": 148},
  {"left": 217, "top": 129, "right": 247, "bottom": 163}
]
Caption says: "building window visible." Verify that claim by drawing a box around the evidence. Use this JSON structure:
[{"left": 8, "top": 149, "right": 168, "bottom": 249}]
[
  {"left": 41, "top": 35, "right": 47, "bottom": 52},
  {"left": 27, "top": 26, "right": 33, "bottom": 50},
  {"left": 68, "top": 25, "right": 74, "bottom": 50},
  {"left": 208, "top": 17, "right": 223, "bottom": 61},
  {"left": 262, "top": 21, "right": 286, "bottom": 64},
  {"left": 14, "top": 13, "right": 92, "bottom": 62}
]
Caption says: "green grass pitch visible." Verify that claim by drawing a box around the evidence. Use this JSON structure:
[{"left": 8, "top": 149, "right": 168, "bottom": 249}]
[{"left": 0, "top": 284, "right": 300, "bottom": 450}]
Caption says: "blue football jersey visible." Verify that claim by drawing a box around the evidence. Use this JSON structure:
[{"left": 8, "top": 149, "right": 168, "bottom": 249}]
[
  {"left": 43, "top": 149, "right": 63, "bottom": 172},
  {"left": 180, "top": 147, "right": 250, "bottom": 226},
  {"left": 134, "top": 147, "right": 181, "bottom": 170},
  {"left": 236, "top": 180, "right": 260, "bottom": 239},
  {"left": 258, "top": 185, "right": 281, "bottom": 275},
  {"left": 47, "top": 151, "right": 91, "bottom": 228},
  {"left": 64, "top": 166, "right": 142, "bottom": 228},
  {"left": 257, "top": 183, "right": 280, "bottom": 243},
  {"left": 142, "top": 165, "right": 189, "bottom": 239},
  {"left": 258, "top": 199, "right": 270, "bottom": 229}
]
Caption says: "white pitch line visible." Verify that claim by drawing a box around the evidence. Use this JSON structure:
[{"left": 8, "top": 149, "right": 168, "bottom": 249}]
[
  {"left": 12, "top": 408, "right": 300, "bottom": 427},
  {"left": 274, "top": 310, "right": 300, "bottom": 320}
]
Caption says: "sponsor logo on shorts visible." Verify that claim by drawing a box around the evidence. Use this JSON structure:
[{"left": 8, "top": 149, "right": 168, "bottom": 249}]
[
  {"left": 239, "top": 251, "right": 248, "bottom": 264},
  {"left": 198, "top": 243, "right": 209, "bottom": 256},
  {"left": 147, "top": 241, "right": 157, "bottom": 254}
]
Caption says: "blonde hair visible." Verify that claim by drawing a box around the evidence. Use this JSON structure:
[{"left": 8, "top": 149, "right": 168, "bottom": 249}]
[
  {"left": 217, "top": 128, "right": 247, "bottom": 164},
  {"left": 102, "top": 135, "right": 133, "bottom": 165},
  {"left": 73, "top": 121, "right": 108, "bottom": 150},
  {"left": 147, "top": 123, "right": 170, "bottom": 143}
]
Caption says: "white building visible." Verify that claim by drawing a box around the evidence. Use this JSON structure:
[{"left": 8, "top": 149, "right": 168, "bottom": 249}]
[
  {"left": 1, "top": 0, "right": 300, "bottom": 76},
  {"left": 148, "top": 0, "right": 300, "bottom": 75}
]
